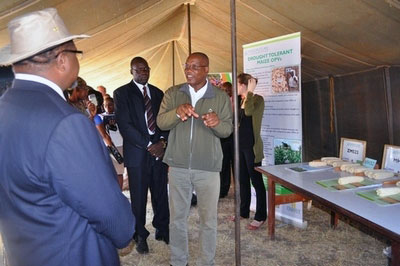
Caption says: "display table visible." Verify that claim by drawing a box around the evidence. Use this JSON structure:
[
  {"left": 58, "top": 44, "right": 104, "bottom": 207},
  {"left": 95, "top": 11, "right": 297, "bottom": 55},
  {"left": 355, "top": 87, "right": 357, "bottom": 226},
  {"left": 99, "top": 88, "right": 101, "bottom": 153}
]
[{"left": 256, "top": 163, "right": 400, "bottom": 265}]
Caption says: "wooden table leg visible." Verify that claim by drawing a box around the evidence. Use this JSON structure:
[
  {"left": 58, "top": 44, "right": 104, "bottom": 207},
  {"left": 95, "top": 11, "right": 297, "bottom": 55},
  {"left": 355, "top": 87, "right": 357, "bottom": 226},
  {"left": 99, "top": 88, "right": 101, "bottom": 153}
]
[
  {"left": 392, "top": 241, "right": 400, "bottom": 266},
  {"left": 330, "top": 211, "right": 338, "bottom": 229},
  {"left": 268, "top": 176, "right": 276, "bottom": 240}
]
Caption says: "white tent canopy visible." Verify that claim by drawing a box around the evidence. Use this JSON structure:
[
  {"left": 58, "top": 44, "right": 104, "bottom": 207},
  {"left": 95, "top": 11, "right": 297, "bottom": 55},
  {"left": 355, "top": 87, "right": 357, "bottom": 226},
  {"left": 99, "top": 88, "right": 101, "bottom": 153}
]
[{"left": 1, "top": 0, "right": 400, "bottom": 92}]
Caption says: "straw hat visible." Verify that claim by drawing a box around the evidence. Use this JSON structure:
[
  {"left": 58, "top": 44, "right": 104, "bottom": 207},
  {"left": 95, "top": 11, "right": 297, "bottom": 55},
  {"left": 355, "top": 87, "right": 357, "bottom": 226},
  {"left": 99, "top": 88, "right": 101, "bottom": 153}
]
[{"left": 0, "top": 8, "right": 89, "bottom": 66}]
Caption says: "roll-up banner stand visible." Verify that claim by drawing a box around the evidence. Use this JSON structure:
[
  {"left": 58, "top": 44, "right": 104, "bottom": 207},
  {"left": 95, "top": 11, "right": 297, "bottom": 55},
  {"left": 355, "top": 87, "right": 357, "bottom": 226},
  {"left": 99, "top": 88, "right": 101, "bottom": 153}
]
[{"left": 244, "top": 32, "right": 307, "bottom": 228}]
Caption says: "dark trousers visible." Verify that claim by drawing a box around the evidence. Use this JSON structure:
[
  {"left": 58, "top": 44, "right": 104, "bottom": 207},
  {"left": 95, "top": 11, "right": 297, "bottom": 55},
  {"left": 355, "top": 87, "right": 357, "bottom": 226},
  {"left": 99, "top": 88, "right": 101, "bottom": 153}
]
[
  {"left": 127, "top": 153, "right": 169, "bottom": 239},
  {"left": 239, "top": 148, "right": 267, "bottom": 221},
  {"left": 220, "top": 135, "right": 233, "bottom": 197}
]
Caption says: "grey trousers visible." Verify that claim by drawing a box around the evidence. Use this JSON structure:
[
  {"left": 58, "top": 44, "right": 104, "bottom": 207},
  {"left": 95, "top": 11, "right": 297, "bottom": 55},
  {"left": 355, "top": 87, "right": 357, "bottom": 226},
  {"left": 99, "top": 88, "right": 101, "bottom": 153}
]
[{"left": 169, "top": 167, "right": 220, "bottom": 266}]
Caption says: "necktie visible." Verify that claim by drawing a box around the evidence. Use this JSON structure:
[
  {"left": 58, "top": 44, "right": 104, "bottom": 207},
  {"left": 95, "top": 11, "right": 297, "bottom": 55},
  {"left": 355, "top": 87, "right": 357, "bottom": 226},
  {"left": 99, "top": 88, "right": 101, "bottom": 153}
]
[{"left": 143, "top": 86, "right": 156, "bottom": 132}]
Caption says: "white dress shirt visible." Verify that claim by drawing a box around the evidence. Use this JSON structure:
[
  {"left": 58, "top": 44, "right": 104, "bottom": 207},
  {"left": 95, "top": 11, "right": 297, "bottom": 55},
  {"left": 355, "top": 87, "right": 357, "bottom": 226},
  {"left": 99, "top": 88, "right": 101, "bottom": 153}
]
[
  {"left": 189, "top": 79, "right": 208, "bottom": 107},
  {"left": 14, "top": 73, "right": 66, "bottom": 101}
]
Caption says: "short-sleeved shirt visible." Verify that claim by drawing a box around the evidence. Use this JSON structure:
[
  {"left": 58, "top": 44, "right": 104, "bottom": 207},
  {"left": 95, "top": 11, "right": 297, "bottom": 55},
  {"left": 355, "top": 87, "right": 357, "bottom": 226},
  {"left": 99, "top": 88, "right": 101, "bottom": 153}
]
[{"left": 93, "top": 114, "right": 103, "bottom": 126}]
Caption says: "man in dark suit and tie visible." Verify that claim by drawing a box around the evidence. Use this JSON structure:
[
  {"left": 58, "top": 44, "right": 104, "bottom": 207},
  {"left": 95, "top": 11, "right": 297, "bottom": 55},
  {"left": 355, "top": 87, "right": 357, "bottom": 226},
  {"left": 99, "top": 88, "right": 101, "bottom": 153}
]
[
  {"left": 114, "top": 57, "right": 169, "bottom": 254},
  {"left": 0, "top": 8, "right": 135, "bottom": 266}
]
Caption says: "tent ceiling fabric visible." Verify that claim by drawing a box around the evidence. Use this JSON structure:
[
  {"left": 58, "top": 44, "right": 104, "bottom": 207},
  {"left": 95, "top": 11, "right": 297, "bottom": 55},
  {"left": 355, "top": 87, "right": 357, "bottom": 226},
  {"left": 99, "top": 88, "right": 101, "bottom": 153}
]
[{"left": 1, "top": 0, "right": 400, "bottom": 92}]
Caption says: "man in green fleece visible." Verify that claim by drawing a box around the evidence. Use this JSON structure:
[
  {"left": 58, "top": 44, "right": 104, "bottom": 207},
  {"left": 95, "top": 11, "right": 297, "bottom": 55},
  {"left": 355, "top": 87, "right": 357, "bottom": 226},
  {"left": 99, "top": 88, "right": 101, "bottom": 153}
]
[{"left": 157, "top": 52, "right": 232, "bottom": 266}]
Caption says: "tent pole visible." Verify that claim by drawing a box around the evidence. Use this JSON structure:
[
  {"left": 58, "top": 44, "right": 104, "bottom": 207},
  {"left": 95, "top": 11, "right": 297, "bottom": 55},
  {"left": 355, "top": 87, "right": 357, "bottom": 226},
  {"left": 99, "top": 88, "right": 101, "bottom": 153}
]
[
  {"left": 230, "top": 0, "right": 241, "bottom": 265},
  {"left": 187, "top": 4, "right": 191, "bottom": 55},
  {"left": 172, "top": 40, "right": 175, "bottom": 86},
  {"left": 383, "top": 67, "right": 394, "bottom": 145}
]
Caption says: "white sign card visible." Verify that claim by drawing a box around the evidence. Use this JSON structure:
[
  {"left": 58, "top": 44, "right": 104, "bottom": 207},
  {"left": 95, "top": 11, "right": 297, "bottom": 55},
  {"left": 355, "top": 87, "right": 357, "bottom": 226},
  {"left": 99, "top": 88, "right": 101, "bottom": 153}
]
[
  {"left": 382, "top": 145, "right": 400, "bottom": 173},
  {"left": 340, "top": 138, "right": 366, "bottom": 163}
]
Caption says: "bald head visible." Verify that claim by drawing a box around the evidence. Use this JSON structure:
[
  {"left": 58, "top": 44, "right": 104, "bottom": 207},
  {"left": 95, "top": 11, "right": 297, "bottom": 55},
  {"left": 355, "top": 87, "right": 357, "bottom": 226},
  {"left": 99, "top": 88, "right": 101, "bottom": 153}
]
[
  {"left": 130, "top": 57, "right": 148, "bottom": 68},
  {"left": 188, "top": 52, "right": 209, "bottom": 67},
  {"left": 130, "top": 56, "right": 150, "bottom": 85}
]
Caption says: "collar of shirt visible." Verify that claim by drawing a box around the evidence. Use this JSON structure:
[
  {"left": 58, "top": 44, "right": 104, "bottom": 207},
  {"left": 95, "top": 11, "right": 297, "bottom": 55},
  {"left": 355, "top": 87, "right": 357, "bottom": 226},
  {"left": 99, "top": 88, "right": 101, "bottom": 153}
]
[
  {"left": 189, "top": 79, "right": 208, "bottom": 107},
  {"left": 133, "top": 80, "right": 151, "bottom": 99},
  {"left": 14, "top": 73, "right": 66, "bottom": 101}
]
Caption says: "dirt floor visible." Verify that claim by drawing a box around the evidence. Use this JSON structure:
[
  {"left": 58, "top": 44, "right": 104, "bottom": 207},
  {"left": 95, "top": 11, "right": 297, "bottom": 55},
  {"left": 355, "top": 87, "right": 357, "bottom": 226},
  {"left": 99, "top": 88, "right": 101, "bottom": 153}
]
[{"left": 119, "top": 190, "right": 389, "bottom": 266}]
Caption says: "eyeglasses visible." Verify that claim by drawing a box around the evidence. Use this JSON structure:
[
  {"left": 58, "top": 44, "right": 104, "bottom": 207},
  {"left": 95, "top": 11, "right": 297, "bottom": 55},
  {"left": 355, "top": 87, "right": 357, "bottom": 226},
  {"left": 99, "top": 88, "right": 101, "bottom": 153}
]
[
  {"left": 55, "top": 49, "right": 84, "bottom": 60},
  {"left": 131, "top": 67, "right": 151, "bottom": 73},
  {"left": 183, "top": 64, "right": 207, "bottom": 71}
]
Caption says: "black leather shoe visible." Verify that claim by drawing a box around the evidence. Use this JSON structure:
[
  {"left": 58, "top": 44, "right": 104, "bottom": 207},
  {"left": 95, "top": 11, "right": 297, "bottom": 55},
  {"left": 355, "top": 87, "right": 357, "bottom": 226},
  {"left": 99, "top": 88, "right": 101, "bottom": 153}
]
[
  {"left": 155, "top": 234, "right": 169, "bottom": 245},
  {"left": 135, "top": 236, "right": 149, "bottom": 254}
]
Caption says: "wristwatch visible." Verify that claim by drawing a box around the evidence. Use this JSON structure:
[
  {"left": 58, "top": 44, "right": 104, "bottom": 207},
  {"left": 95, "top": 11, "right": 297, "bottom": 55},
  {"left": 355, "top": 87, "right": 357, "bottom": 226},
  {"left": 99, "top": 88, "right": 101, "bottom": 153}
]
[{"left": 160, "top": 139, "right": 167, "bottom": 149}]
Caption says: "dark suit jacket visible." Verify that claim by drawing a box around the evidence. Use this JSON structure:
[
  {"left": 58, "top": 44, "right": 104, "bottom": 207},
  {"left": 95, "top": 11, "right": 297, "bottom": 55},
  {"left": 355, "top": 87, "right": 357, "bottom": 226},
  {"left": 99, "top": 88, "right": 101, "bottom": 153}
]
[
  {"left": 114, "top": 81, "right": 167, "bottom": 168},
  {"left": 0, "top": 79, "right": 135, "bottom": 266}
]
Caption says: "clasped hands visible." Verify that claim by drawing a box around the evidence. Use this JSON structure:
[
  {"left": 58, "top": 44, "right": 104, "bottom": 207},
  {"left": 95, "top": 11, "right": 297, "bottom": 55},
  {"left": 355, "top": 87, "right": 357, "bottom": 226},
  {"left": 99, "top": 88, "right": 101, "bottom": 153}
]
[
  {"left": 147, "top": 141, "right": 165, "bottom": 158},
  {"left": 176, "top": 103, "right": 219, "bottom": 128}
]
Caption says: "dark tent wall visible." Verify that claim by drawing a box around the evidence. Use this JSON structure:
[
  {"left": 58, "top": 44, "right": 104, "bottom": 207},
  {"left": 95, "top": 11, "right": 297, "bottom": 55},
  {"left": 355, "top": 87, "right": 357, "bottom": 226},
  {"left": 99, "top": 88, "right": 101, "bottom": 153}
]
[
  {"left": 302, "top": 78, "right": 337, "bottom": 161},
  {"left": 391, "top": 67, "right": 400, "bottom": 145},
  {"left": 335, "top": 69, "right": 390, "bottom": 163},
  {"left": 302, "top": 66, "right": 400, "bottom": 166}
]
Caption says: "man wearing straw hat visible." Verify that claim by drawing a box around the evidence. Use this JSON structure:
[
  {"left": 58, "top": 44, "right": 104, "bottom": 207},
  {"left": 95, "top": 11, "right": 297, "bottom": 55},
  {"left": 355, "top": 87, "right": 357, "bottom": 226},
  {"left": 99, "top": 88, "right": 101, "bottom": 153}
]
[{"left": 0, "top": 8, "right": 135, "bottom": 266}]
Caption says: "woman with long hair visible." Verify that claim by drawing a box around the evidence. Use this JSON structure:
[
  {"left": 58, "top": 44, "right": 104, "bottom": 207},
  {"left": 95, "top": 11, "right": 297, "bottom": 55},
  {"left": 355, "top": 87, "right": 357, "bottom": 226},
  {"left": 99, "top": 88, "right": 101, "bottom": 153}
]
[{"left": 237, "top": 73, "right": 267, "bottom": 230}]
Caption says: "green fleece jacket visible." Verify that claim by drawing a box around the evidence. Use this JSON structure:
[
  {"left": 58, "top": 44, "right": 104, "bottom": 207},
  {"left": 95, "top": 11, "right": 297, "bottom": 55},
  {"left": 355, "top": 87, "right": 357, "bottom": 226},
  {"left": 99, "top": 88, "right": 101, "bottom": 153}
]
[
  {"left": 243, "top": 91, "right": 265, "bottom": 163},
  {"left": 157, "top": 82, "right": 233, "bottom": 172}
]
